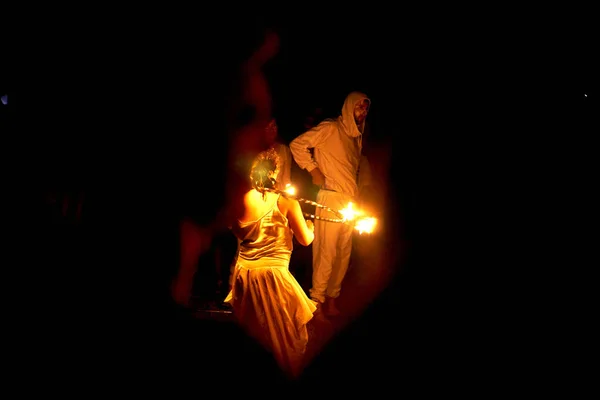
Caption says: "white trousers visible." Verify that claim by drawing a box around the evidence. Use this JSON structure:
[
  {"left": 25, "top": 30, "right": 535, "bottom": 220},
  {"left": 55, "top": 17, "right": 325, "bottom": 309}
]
[{"left": 309, "top": 190, "right": 354, "bottom": 303}]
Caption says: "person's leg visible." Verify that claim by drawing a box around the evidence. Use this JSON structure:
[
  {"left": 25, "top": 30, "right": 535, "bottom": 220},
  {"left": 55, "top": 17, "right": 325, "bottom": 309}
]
[
  {"left": 324, "top": 221, "right": 353, "bottom": 316},
  {"left": 174, "top": 219, "right": 211, "bottom": 307},
  {"left": 309, "top": 190, "right": 341, "bottom": 304},
  {"left": 327, "top": 222, "right": 353, "bottom": 298},
  {"left": 319, "top": 193, "right": 354, "bottom": 315}
]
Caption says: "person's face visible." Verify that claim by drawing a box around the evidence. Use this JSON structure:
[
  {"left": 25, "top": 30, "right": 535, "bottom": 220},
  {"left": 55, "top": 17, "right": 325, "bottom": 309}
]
[{"left": 354, "top": 99, "right": 369, "bottom": 125}]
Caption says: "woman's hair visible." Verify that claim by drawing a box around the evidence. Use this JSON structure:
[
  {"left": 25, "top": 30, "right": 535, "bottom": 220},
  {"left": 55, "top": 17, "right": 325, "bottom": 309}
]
[{"left": 249, "top": 147, "right": 280, "bottom": 192}]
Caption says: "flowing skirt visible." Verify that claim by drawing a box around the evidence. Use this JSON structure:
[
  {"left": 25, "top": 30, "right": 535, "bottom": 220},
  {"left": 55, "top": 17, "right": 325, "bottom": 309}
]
[{"left": 225, "top": 256, "right": 317, "bottom": 378}]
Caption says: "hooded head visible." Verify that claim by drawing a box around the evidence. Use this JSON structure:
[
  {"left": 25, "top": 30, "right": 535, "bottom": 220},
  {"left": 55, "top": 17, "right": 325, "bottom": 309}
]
[{"left": 339, "top": 91, "right": 370, "bottom": 138}]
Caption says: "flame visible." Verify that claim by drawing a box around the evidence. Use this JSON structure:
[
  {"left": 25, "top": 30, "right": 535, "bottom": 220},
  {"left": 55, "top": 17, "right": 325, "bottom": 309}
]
[
  {"left": 339, "top": 202, "right": 377, "bottom": 234},
  {"left": 284, "top": 184, "right": 296, "bottom": 196},
  {"left": 354, "top": 217, "right": 377, "bottom": 234},
  {"left": 339, "top": 202, "right": 361, "bottom": 221}
]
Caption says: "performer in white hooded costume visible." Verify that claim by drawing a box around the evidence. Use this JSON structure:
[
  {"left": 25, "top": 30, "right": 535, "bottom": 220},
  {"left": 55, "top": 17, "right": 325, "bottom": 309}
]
[{"left": 289, "top": 91, "right": 371, "bottom": 316}]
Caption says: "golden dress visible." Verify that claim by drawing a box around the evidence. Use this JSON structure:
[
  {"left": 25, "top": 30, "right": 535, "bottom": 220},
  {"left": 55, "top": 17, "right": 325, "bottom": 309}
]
[{"left": 225, "top": 195, "right": 316, "bottom": 378}]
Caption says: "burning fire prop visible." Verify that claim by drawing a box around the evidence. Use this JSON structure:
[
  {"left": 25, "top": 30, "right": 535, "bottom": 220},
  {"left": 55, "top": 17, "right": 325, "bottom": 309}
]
[{"left": 268, "top": 184, "right": 378, "bottom": 234}]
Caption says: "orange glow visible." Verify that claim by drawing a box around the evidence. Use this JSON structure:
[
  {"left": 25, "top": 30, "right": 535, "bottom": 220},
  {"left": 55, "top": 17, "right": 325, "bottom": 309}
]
[
  {"left": 354, "top": 216, "right": 377, "bottom": 234},
  {"left": 339, "top": 202, "right": 377, "bottom": 234},
  {"left": 284, "top": 183, "right": 296, "bottom": 196},
  {"left": 339, "top": 202, "right": 361, "bottom": 221}
]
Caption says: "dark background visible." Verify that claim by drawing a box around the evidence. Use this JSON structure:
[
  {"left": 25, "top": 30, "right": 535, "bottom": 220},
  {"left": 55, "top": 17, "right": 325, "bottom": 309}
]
[{"left": 4, "top": 7, "right": 596, "bottom": 394}]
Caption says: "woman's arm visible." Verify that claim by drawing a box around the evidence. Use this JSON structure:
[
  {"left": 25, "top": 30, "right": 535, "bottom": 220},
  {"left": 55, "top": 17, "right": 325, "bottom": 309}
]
[{"left": 281, "top": 196, "right": 314, "bottom": 246}]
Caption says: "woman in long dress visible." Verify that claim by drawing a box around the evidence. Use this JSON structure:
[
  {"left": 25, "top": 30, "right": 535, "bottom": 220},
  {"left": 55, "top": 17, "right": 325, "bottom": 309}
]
[{"left": 225, "top": 147, "right": 316, "bottom": 379}]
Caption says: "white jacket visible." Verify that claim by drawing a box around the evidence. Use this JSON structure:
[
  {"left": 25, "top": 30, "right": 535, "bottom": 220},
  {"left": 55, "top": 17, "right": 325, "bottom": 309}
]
[{"left": 290, "top": 92, "right": 370, "bottom": 198}]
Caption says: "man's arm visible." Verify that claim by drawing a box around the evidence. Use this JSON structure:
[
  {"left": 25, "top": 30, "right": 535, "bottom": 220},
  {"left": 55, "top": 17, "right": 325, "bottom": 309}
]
[{"left": 289, "top": 122, "right": 331, "bottom": 173}]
